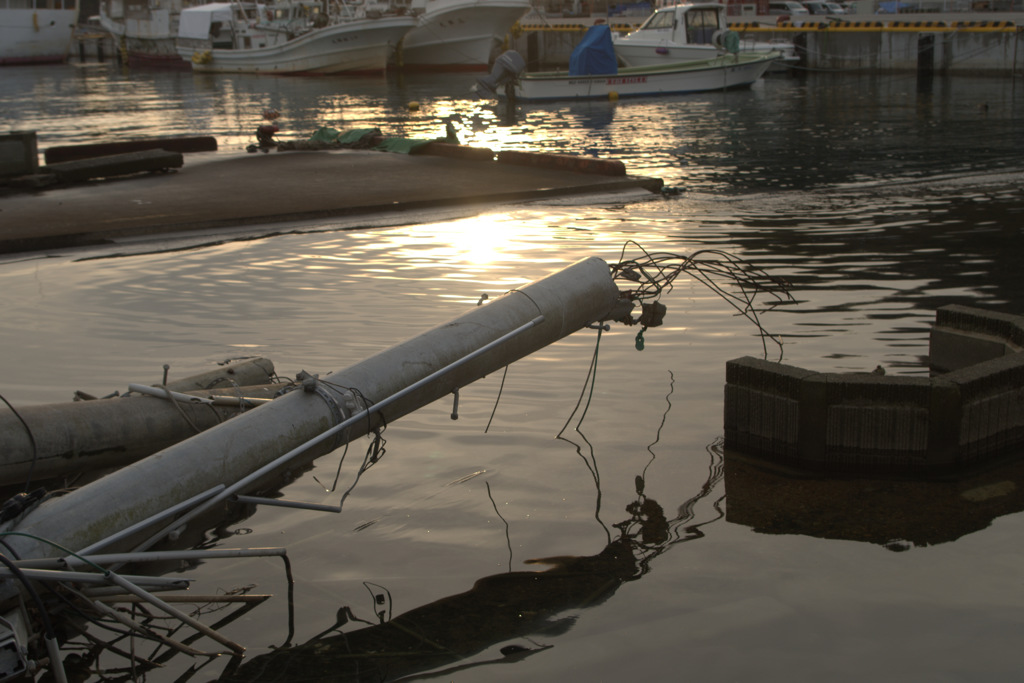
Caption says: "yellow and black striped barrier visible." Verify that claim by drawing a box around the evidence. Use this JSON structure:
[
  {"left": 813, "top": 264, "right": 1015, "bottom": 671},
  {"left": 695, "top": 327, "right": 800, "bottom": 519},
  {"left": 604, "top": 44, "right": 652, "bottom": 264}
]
[
  {"left": 516, "top": 19, "right": 1017, "bottom": 37},
  {"left": 512, "top": 21, "right": 641, "bottom": 34},
  {"left": 950, "top": 20, "right": 1016, "bottom": 31},
  {"left": 721, "top": 19, "right": 1015, "bottom": 34},
  {"left": 888, "top": 20, "right": 947, "bottom": 27}
]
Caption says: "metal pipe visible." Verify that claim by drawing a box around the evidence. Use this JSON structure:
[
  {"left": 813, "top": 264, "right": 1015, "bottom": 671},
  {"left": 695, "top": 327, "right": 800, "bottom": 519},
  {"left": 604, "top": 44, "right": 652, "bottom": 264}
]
[
  {"left": 128, "top": 383, "right": 213, "bottom": 404},
  {"left": 64, "top": 586, "right": 211, "bottom": 656},
  {"left": 1, "top": 568, "right": 190, "bottom": 587},
  {"left": 77, "top": 584, "right": 186, "bottom": 597},
  {"left": 232, "top": 495, "right": 343, "bottom": 513},
  {"left": 103, "top": 570, "right": 246, "bottom": 653},
  {"left": 44, "top": 635, "right": 68, "bottom": 683},
  {"left": 92, "top": 593, "right": 271, "bottom": 604},
  {"left": 13, "top": 546, "right": 286, "bottom": 570}
]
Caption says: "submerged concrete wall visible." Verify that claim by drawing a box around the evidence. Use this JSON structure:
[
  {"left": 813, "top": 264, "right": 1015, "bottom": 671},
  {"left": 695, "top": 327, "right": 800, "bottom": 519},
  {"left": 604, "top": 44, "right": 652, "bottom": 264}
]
[{"left": 724, "top": 304, "right": 1024, "bottom": 475}]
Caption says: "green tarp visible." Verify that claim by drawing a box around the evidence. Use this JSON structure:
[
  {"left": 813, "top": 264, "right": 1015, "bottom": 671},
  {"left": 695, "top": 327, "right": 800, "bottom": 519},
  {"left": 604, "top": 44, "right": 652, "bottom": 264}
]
[{"left": 304, "top": 124, "right": 460, "bottom": 155}]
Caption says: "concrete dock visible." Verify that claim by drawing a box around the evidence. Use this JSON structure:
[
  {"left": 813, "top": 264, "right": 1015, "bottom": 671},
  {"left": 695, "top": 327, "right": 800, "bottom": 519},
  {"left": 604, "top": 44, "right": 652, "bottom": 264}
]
[{"left": 0, "top": 145, "right": 663, "bottom": 255}]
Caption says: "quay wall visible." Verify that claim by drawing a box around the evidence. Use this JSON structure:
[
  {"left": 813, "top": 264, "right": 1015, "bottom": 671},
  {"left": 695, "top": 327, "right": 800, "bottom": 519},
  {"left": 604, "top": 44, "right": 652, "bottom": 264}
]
[
  {"left": 510, "top": 15, "right": 1024, "bottom": 74},
  {"left": 724, "top": 305, "right": 1024, "bottom": 477},
  {"left": 757, "top": 22, "right": 1022, "bottom": 74}
]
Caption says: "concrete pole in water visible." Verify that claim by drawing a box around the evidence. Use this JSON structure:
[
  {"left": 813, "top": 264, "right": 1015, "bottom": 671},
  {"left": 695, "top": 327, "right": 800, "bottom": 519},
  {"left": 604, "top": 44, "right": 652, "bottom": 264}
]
[{"left": 3, "top": 257, "right": 626, "bottom": 562}]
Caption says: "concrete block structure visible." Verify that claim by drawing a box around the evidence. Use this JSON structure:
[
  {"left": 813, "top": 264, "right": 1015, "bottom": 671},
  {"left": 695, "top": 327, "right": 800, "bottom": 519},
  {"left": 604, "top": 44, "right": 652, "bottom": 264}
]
[
  {"left": 0, "top": 131, "right": 38, "bottom": 178},
  {"left": 724, "top": 304, "right": 1024, "bottom": 476}
]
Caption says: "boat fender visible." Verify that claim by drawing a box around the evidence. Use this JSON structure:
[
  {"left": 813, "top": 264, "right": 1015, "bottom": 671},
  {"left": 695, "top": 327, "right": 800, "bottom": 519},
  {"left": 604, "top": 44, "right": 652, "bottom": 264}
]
[{"left": 192, "top": 50, "right": 212, "bottom": 65}]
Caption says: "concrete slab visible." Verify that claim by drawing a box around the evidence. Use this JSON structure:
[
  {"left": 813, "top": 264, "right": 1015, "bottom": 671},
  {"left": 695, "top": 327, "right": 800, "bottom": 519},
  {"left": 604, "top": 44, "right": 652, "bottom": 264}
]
[{"left": 0, "top": 148, "right": 663, "bottom": 255}]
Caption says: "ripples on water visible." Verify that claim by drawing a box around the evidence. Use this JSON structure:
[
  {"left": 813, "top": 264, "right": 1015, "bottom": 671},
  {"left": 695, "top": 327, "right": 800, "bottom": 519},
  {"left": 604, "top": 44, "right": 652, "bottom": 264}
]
[{"left": 2, "top": 65, "right": 1024, "bottom": 682}]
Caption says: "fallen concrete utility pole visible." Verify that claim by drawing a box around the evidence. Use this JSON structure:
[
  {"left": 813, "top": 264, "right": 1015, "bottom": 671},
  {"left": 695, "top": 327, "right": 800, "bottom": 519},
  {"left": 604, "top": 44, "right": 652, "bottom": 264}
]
[
  {"left": 0, "top": 358, "right": 280, "bottom": 487},
  {"left": 2, "top": 257, "right": 627, "bottom": 565},
  {"left": 0, "top": 385, "right": 287, "bottom": 487}
]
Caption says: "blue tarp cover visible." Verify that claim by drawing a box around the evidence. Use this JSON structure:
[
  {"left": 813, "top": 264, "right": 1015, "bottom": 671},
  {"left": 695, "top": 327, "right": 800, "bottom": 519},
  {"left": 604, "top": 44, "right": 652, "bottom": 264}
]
[{"left": 569, "top": 24, "right": 618, "bottom": 76}]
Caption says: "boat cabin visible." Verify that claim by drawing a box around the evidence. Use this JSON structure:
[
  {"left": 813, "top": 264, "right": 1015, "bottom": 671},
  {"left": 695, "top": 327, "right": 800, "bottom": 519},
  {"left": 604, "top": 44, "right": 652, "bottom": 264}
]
[
  {"left": 177, "top": 0, "right": 327, "bottom": 49},
  {"left": 628, "top": 2, "right": 726, "bottom": 47}
]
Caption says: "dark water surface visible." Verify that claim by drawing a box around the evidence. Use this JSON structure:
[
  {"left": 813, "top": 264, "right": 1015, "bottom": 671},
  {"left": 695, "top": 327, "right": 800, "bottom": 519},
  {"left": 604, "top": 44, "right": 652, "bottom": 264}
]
[{"left": 3, "top": 64, "right": 1024, "bottom": 681}]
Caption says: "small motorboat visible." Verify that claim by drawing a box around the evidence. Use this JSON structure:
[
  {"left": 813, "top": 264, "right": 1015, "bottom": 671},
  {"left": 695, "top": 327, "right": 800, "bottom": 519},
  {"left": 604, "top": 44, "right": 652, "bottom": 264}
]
[{"left": 475, "top": 23, "right": 778, "bottom": 103}]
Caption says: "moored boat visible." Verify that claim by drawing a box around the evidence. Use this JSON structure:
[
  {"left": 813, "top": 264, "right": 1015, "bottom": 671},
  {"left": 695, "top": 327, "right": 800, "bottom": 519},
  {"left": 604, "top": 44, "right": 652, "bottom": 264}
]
[
  {"left": 98, "top": 0, "right": 189, "bottom": 68},
  {"left": 175, "top": 0, "right": 417, "bottom": 74},
  {"left": 475, "top": 23, "right": 778, "bottom": 103},
  {"left": 613, "top": 2, "right": 799, "bottom": 71},
  {"left": 393, "top": 0, "right": 531, "bottom": 71},
  {"left": 0, "top": 0, "right": 79, "bottom": 65},
  {"left": 507, "top": 52, "right": 778, "bottom": 102}
]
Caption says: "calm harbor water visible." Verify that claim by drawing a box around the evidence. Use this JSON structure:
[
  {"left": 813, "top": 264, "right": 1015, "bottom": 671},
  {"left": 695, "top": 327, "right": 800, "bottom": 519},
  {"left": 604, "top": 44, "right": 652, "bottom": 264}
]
[{"left": 3, "top": 63, "right": 1024, "bottom": 681}]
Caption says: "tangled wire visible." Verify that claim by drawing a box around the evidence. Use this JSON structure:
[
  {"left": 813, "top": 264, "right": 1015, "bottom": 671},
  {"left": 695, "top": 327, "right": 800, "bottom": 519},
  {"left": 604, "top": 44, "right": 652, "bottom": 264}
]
[{"left": 610, "top": 241, "right": 794, "bottom": 360}]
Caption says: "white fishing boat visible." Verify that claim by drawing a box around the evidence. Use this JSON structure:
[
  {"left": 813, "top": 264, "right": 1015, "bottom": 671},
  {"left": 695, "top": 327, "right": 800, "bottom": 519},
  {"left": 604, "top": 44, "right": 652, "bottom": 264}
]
[
  {"left": 175, "top": 0, "right": 417, "bottom": 74},
  {"left": 98, "top": 0, "right": 189, "bottom": 67},
  {"left": 393, "top": 0, "right": 531, "bottom": 71},
  {"left": 613, "top": 2, "right": 799, "bottom": 71},
  {"left": 475, "top": 24, "right": 777, "bottom": 103},
  {"left": 509, "top": 52, "right": 778, "bottom": 102},
  {"left": 0, "top": 0, "right": 78, "bottom": 65}
]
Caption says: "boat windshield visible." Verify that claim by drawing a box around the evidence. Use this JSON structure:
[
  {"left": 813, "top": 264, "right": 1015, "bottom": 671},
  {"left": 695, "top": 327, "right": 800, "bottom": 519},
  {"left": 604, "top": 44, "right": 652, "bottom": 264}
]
[
  {"left": 637, "top": 9, "right": 675, "bottom": 32},
  {"left": 685, "top": 8, "right": 720, "bottom": 45}
]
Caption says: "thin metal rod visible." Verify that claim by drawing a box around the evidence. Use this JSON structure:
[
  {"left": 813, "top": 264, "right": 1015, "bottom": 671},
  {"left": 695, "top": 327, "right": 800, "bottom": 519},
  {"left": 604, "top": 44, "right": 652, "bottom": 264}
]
[
  {"left": 104, "top": 570, "right": 245, "bottom": 654},
  {"left": 75, "top": 485, "right": 225, "bottom": 557},
  {"left": 93, "top": 593, "right": 271, "bottom": 604},
  {"left": 78, "top": 584, "right": 186, "bottom": 597},
  {"left": 69, "top": 547, "right": 286, "bottom": 569},
  {"left": 44, "top": 635, "right": 68, "bottom": 683},
  {"left": 1, "top": 568, "right": 190, "bottom": 587},
  {"left": 128, "top": 383, "right": 213, "bottom": 404},
  {"left": 19, "top": 546, "right": 287, "bottom": 570},
  {"left": 209, "top": 395, "right": 273, "bottom": 407},
  {"left": 133, "top": 315, "right": 546, "bottom": 551},
  {"left": 232, "top": 495, "right": 341, "bottom": 513},
  {"left": 65, "top": 586, "right": 212, "bottom": 657}
]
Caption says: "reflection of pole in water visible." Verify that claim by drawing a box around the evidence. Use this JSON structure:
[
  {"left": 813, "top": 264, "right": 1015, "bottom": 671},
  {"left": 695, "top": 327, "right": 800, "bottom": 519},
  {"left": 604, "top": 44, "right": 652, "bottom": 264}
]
[
  {"left": 557, "top": 325, "right": 611, "bottom": 543},
  {"left": 222, "top": 440, "right": 726, "bottom": 683}
]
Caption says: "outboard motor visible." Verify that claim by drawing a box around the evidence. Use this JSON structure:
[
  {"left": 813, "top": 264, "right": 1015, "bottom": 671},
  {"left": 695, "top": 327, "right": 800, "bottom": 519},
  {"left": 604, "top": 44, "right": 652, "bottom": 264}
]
[{"left": 474, "top": 50, "right": 526, "bottom": 99}]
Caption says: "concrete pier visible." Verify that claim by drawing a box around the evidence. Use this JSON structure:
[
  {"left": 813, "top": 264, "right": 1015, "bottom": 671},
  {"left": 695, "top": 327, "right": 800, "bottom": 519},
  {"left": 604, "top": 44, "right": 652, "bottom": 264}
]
[{"left": 724, "top": 305, "right": 1024, "bottom": 476}]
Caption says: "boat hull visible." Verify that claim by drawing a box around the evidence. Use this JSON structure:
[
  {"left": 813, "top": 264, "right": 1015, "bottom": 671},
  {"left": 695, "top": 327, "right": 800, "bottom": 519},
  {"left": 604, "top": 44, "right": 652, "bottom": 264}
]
[
  {"left": 614, "top": 42, "right": 719, "bottom": 67},
  {"left": 178, "top": 16, "right": 416, "bottom": 74},
  {"left": 615, "top": 39, "right": 798, "bottom": 71},
  {"left": 0, "top": 8, "right": 77, "bottom": 65},
  {"left": 396, "top": 0, "right": 530, "bottom": 71},
  {"left": 510, "top": 53, "right": 778, "bottom": 102}
]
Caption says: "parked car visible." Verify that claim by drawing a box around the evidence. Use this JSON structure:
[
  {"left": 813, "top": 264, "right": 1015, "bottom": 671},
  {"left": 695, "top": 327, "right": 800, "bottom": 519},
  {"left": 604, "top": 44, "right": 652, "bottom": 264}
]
[
  {"left": 768, "top": 1, "right": 810, "bottom": 14},
  {"left": 803, "top": 0, "right": 847, "bottom": 12}
]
